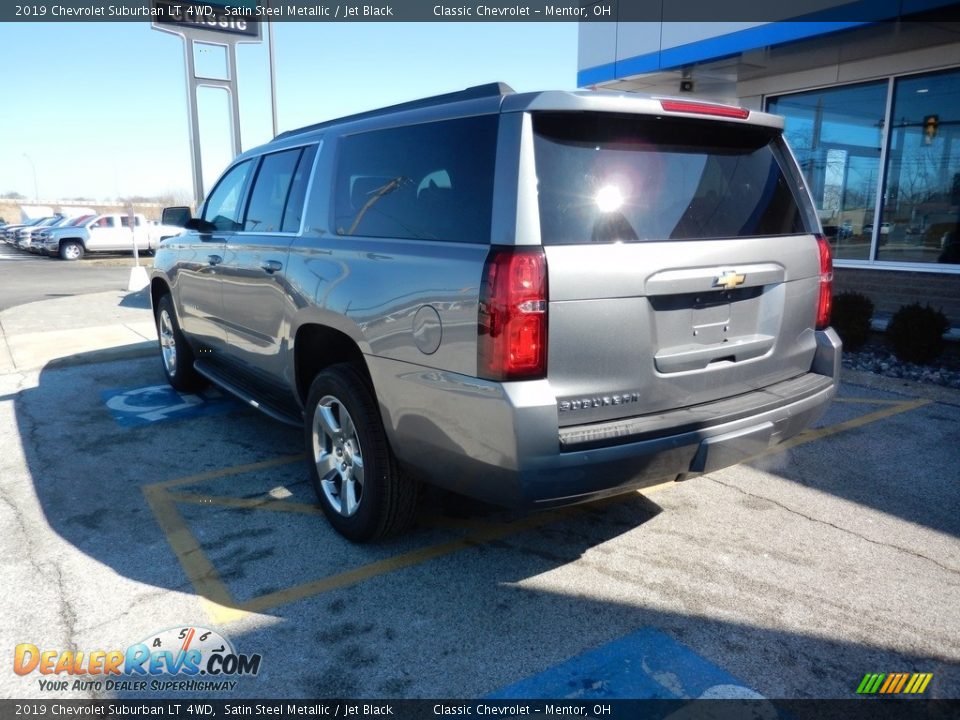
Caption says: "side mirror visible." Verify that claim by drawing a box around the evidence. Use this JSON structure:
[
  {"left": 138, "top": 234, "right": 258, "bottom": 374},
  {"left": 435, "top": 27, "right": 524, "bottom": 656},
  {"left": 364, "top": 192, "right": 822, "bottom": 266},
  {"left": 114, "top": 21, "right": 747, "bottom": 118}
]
[
  {"left": 184, "top": 217, "right": 217, "bottom": 233},
  {"left": 162, "top": 206, "right": 192, "bottom": 227}
]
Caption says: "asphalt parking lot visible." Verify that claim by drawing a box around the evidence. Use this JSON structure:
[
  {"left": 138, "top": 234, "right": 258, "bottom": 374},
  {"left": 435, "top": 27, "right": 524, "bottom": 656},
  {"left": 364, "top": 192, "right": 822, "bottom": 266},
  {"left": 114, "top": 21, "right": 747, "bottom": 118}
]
[
  {"left": 1, "top": 352, "right": 958, "bottom": 701},
  {"left": 0, "top": 242, "right": 149, "bottom": 311}
]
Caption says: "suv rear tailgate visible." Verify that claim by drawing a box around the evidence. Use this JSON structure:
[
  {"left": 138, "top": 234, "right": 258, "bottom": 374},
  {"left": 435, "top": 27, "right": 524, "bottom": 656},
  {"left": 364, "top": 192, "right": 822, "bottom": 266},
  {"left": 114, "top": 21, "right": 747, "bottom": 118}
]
[
  {"left": 546, "top": 238, "right": 820, "bottom": 427},
  {"left": 529, "top": 110, "right": 823, "bottom": 428}
]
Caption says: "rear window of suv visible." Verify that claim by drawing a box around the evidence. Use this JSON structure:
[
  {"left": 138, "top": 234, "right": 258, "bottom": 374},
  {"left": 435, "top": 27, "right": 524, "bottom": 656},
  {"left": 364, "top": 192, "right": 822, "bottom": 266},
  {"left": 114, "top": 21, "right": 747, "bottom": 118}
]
[{"left": 532, "top": 112, "right": 815, "bottom": 244}]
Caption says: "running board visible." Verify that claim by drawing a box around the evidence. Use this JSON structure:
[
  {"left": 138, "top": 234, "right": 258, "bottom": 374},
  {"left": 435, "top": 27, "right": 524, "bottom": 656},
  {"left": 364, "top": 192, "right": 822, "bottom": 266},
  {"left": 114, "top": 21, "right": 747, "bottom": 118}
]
[{"left": 193, "top": 361, "right": 302, "bottom": 427}]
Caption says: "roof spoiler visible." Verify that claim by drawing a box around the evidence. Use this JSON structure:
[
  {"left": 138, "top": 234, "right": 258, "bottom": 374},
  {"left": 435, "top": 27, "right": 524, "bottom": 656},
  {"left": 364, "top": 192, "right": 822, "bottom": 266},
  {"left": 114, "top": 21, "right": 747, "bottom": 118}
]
[{"left": 275, "top": 82, "right": 515, "bottom": 140}]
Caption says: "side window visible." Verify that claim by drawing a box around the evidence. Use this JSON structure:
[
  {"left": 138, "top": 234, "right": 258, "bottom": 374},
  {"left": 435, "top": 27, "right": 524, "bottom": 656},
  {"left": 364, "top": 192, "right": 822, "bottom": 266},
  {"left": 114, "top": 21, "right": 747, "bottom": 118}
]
[
  {"left": 202, "top": 159, "right": 253, "bottom": 231},
  {"left": 281, "top": 144, "right": 318, "bottom": 233},
  {"left": 93, "top": 217, "right": 116, "bottom": 229},
  {"left": 332, "top": 115, "right": 497, "bottom": 244},
  {"left": 243, "top": 148, "right": 303, "bottom": 232}
]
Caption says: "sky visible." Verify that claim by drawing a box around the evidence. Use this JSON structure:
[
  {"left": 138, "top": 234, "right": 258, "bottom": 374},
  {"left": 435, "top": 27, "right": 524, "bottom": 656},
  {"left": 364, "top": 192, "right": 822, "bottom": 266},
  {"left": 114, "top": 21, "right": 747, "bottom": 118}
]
[{"left": 0, "top": 21, "right": 578, "bottom": 204}]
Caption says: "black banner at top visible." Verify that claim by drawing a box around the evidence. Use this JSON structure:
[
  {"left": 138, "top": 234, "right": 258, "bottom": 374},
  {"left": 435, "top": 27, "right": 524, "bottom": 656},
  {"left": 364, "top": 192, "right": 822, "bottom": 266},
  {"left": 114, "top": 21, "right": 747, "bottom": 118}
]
[{"left": 3, "top": 0, "right": 960, "bottom": 23}]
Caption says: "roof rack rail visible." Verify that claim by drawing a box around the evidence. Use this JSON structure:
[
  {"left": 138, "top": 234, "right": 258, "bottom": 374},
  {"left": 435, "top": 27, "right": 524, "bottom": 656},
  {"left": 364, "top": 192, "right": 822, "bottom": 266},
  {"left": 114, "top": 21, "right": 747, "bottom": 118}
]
[{"left": 275, "top": 82, "right": 515, "bottom": 140}]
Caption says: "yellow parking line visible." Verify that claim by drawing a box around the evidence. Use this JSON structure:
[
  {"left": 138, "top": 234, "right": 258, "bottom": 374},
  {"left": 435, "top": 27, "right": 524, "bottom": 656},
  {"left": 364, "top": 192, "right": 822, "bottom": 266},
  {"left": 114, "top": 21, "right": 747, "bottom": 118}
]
[
  {"left": 150, "top": 454, "right": 305, "bottom": 490},
  {"left": 142, "top": 484, "right": 246, "bottom": 623},
  {"left": 168, "top": 492, "right": 325, "bottom": 516},
  {"left": 771, "top": 398, "right": 930, "bottom": 454},
  {"left": 144, "top": 394, "right": 930, "bottom": 623},
  {"left": 235, "top": 504, "right": 594, "bottom": 615},
  {"left": 637, "top": 478, "right": 678, "bottom": 495},
  {"left": 726, "top": 398, "right": 930, "bottom": 469}
]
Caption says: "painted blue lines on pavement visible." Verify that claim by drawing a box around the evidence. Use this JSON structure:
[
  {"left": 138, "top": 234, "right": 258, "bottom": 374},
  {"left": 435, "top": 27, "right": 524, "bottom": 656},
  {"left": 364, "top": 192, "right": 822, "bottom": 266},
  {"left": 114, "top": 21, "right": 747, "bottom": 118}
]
[{"left": 488, "top": 627, "right": 760, "bottom": 700}]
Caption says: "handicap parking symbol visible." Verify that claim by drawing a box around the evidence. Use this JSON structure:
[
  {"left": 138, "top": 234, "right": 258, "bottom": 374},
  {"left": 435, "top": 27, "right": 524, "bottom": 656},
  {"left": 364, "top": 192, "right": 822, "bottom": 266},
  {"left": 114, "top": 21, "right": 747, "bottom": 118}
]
[
  {"left": 488, "top": 627, "right": 765, "bottom": 702},
  {"left": 102, "top": 384, "right": 235, "bottom": 427}
]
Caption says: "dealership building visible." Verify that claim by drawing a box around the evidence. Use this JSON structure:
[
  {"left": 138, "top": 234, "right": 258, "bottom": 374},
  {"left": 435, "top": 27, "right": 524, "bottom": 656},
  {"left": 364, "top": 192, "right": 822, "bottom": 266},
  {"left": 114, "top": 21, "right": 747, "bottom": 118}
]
[{"left": 578, "top": 4, "right": 960, "bottom": 329}]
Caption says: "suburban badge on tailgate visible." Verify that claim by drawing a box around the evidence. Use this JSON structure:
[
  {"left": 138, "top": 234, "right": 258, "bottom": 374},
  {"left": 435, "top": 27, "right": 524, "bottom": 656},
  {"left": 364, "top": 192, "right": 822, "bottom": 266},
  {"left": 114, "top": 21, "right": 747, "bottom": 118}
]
[
  {"left": 713, "top": 270, "right": 746, "bottom": 290},
  {"left": 559, "top": 393, "right": 641, "bottom": 412}
]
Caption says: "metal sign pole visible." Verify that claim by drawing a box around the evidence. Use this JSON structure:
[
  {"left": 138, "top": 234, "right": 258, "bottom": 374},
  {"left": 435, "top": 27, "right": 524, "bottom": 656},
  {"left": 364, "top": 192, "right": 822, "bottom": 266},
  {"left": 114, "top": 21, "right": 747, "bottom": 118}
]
[
  {"left": 228, "top": 41, "right": 243, "bottom": 156},
  {"left": 268, "top": 16, "right": 279, "bottom": 138},
  {"left": 182, "top": 35, "right": 205, "bottom": 206},
  {"left": 151, "top": 1, "right": 263, "bottom": 208}
]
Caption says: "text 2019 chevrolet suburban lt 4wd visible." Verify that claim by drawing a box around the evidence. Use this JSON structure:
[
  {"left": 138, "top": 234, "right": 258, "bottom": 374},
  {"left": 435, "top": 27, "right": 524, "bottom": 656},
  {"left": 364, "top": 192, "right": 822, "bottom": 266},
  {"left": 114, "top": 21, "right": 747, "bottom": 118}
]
[{"left": 151, "top": 83, "right": 841, "bottom": 542}]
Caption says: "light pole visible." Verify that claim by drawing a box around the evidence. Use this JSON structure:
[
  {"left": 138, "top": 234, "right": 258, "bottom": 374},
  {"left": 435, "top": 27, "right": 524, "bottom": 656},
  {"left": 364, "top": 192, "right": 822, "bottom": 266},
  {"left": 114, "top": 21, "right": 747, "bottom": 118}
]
[{"left": 22, "top": 153, "right": 38, "bottom": 202}]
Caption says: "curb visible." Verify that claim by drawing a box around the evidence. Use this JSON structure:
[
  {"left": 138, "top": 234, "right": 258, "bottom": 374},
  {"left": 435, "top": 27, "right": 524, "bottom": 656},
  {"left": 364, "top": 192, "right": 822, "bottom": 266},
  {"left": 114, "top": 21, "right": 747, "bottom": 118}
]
[
  {"left": 0, "top": 288, "right": 157, "bottom": 374},
  {"left": 0, "top": 316, "right": 14, "bottom": 375},
  {"left": 43, "top": 342, "right": 157, "bottom": 371}
]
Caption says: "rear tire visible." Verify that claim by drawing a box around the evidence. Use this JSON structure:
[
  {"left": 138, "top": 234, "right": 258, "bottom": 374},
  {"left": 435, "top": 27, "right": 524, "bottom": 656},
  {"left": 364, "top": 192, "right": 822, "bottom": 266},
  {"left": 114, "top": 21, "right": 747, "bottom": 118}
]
[
  {"left": 156, "top": 293, "right": 205, "bottom": 392},
  {"left": 305, "top": 364, "right": 418, "bottom": 543},
  {"left": 59, "top": 241, "right": 84, "bottom": 261}
]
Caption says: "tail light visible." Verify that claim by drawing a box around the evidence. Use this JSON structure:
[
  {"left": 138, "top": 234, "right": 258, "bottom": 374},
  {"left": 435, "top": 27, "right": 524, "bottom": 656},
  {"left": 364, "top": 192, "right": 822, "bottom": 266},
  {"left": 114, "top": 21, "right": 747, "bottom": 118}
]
[
  {"left": 815, "top": 234, "right": 833, "bottom": 330},
  {"left": 478, "top": 246, "right": 548, "bottom": 381}
]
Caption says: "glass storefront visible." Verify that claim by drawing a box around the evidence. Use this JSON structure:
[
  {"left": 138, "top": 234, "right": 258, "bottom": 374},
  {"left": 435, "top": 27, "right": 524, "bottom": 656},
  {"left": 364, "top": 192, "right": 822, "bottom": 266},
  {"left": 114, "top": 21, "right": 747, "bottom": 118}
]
[
  {"left": 768, "top": 82, "right": 887, "bottom": 261},
  {"left": 768, "top": 68, "right": 960, "bottom": 268},
  {"left": 879, "top": 69, "right": 960, "bottom": 265}
]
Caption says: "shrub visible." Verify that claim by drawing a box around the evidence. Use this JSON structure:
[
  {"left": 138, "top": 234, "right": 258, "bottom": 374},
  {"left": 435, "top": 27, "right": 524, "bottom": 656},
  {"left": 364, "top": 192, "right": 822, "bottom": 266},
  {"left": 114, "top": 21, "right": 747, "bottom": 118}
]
[
  {"left": 886, "top": 303, "right": 950, "bottom": 364},
  {"left": 831, "top": 291, "right": 874, "bottom": 352}
]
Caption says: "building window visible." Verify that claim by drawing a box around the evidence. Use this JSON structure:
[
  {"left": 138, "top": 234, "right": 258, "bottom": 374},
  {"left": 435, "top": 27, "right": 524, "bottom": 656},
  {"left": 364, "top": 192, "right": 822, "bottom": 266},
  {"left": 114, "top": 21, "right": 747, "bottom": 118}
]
[
  {"left": 768, "top": 81, "right": 888, "bottom": 262},
  {"left": 879, "top": 68, "right": 960, "bottom": 266},
  {"left": 769, "top": 69, "right": 960, "bottom": 270}
]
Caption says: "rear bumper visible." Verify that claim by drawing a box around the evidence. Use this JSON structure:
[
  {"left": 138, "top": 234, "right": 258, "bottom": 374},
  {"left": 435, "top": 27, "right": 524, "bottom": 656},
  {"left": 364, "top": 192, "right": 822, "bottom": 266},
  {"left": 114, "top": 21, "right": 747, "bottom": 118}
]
[{"left": 369, "top": 328, "right": 842, "bottom": 508}]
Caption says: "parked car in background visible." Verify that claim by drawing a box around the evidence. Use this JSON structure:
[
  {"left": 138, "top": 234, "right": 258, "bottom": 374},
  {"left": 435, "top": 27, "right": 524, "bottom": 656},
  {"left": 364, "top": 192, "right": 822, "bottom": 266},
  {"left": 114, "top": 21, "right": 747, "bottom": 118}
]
[
  {"left": 2, "top": 220, "right": 32, "bottom": 243},
  {"left": 822, "top": 222, "right": 854, "bottom": 242},
  {"left": 862, "top": 222, "right": 893, "bottom": 245},
  {"left": 29, "top": 214, "right": 95, "bottom": 253},
  {"left": 151, "top": 83, "right": 841, "bottom": 543},
  {"left": 38, "top": 212, "right": 184, "bottom": 260},
  {"left": 4, "top": 216, "right": 59, "bottom": 245},
  {"left": 17, "top": 215, "right": 76, "bottom": 251},
  {"left": 862, "top": 222, "right": 892, "bottom": 235}
]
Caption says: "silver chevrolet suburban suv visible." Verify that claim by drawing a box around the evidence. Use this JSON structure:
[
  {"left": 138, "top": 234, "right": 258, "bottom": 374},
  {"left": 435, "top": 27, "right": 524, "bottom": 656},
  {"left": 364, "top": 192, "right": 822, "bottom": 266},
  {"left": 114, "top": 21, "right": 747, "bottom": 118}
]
[{"left": 151, "top": 83, "right": 841, "bottom": 542}]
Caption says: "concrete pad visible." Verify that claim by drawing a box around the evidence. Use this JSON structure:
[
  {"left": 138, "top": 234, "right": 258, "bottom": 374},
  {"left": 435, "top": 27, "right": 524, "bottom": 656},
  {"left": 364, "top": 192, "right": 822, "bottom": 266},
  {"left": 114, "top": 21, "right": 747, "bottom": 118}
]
[
  {"left": 0, "top": 289, "right": 152, "bottom": 336},
  {"left": 4, "top": 321, "right": 157, "bottom": 372}
]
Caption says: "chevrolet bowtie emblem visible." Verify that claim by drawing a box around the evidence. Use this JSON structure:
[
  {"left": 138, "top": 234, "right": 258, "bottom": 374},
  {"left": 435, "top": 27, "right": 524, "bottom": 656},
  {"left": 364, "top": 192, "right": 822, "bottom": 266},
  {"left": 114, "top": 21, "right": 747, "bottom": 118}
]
[{"left": 714, "top": 270, "right": 746, "bottom": 290}]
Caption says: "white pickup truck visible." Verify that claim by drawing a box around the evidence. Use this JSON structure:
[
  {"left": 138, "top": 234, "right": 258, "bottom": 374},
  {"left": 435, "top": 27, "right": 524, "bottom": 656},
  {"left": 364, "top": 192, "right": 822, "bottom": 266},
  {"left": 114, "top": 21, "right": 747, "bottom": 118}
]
[{"left": 36, "top": 213, "right": 184, "bottom": 261}]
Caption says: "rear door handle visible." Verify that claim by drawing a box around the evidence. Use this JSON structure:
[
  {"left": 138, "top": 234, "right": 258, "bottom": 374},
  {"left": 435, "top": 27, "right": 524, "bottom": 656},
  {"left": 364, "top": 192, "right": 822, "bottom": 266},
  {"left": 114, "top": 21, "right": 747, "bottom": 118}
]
[
  {"left": 261, "top": 259, "right": 283, "bottom": 274},
  {"left": 207, "top": 254, "right": 222, "bottom": 266}
]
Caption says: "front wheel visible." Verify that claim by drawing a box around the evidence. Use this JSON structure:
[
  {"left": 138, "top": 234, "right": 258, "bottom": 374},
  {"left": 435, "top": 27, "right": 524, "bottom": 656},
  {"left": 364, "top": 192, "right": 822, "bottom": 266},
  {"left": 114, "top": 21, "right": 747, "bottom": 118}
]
[
  {"left": 59, "top": 241, "right": 84, "bottom": 261},
  {"left": 155, "top": 294, "right": 205, "bottom": 392},
  {"left": 305, "top": 364, "right": 418, "bottom": 542}
]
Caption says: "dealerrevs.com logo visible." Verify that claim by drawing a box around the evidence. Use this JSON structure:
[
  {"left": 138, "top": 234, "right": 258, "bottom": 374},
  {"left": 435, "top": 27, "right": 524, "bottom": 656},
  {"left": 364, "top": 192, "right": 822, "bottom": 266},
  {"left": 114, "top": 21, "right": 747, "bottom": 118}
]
[{"left": 14, "top": 626, "right": 261, "bottom": 693}]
